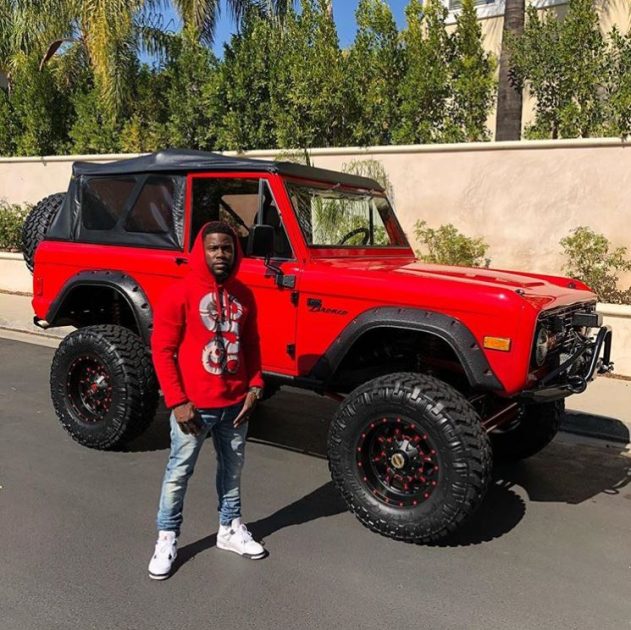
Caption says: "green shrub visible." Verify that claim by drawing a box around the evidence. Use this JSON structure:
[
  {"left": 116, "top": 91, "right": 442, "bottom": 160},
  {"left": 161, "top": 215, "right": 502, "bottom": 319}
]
[
  {"left": 0, "top": 202, "right": 29, "bottom": 251},
  {"left": 560, "top": 226, "right": 631, "bottom": 304},
  {"left": 414, "top": 220, "right": 489, "bottom": 267}
]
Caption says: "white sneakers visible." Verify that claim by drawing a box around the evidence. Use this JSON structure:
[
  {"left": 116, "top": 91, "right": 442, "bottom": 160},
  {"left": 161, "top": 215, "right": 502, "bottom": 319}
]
[
  {"left": 148, "top": 530, "right": 177, "bottom": 580},
  {"left": 217, "top": 518, "right": 266, "bottom": 560},
  {"left": 148, "top": 519, "right": 265, "bottom": 580}
]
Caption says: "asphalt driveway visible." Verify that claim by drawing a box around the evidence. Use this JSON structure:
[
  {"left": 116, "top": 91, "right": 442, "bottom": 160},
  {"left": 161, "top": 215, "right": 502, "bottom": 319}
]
[{"left": 1, "top": 338, "right": 630, "bottom": 630}]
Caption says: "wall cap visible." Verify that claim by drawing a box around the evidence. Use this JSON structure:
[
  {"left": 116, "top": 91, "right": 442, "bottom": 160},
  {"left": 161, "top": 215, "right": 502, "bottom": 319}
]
[
  {"left": 1, "top": 137, "right": 630, "bottom": 165},
  {"left": 598, "top": 303, "right": 631, "bottom": 318},
  {"left": 0, "top": 251, "right": 23, "bottom": 261}
]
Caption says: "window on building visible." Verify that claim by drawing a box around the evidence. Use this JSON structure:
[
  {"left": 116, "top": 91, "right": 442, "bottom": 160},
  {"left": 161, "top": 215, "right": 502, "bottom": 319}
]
[
  {"left": 125, "top": 176, "right": 175, "bottom": 234},
  {"left": 449, "top": 0, "right": 496, "bottom": 9},
  {"left": 82, "top": 177, "right": 137, "bottom": 230}
]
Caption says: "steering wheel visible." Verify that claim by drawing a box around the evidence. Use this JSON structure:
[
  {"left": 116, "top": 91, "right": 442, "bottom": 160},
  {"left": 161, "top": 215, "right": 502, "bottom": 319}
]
[{"left": 338, "top": 227, "right": 370, "bottom": 246}]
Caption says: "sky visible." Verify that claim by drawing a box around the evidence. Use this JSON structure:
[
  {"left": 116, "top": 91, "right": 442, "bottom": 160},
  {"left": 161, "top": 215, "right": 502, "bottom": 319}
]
[{"left": 158, "top": 0, "right": 410, "bottom": 58}]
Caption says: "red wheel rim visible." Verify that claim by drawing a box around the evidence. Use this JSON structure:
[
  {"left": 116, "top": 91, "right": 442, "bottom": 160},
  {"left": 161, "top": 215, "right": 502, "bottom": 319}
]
[
  {"left": 356, "top": 417, "right": 441, "bottom": 508},
  {"left": 66, "top": 355, "right": 113, "bottom": 423}
]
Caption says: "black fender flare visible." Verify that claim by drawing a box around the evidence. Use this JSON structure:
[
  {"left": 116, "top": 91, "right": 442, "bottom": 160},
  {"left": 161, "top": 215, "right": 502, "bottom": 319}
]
[
  {"left": 45, "top": 271, "right": 153, "bottom": 344},
  {"left": 309, "top": 307, "right": 503, "bottom": 391}
]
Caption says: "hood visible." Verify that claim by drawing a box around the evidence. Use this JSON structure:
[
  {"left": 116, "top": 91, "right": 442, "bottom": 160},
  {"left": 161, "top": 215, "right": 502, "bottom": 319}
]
[
  {"left": 304, "top": 257, "right": 596, "bottom": 314},
  {"left": 189, "top": 222, "right": 243, "bottom": 288}
]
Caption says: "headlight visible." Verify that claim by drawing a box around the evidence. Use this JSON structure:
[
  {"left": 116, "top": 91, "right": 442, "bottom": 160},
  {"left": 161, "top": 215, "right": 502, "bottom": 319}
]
[{"left": 535, "top": 327, "right": 549, "bottom": 366}]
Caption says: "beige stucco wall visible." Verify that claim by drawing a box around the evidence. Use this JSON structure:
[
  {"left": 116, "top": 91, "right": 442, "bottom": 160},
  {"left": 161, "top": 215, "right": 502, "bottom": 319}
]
[
  {"left": 1, "top": 139, "right": 631, "bottom": 285},
  {"left": 309, "top": 140, "right": 631, "bottom": 286},
  {"left": 1, "top": 141, "right": 630, "bottom": 372}
]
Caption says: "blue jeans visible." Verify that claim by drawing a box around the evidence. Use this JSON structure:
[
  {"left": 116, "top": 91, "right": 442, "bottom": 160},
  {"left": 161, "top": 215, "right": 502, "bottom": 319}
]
[{"left": 156, "top": 402, "right": 247, "bottom": 535}]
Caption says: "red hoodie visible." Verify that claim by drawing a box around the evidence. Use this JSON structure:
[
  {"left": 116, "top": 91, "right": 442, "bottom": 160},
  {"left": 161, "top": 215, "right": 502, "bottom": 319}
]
[{"left": 151, "top": 224, "right": 264, "bottom": 409}]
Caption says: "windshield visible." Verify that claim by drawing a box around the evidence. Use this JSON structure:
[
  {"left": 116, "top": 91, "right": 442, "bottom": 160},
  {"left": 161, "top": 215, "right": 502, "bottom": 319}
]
[{"left": 286, "top": 182, "right": 409, "bottom": 248}]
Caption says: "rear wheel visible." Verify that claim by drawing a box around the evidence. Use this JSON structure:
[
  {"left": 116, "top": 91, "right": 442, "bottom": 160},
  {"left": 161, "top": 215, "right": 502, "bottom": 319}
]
[
  {"left": 50, "top": 325, "right": 158, "bottom": 449},
  {"left": 21, "top": 192, "right": 65, "bottom": 272},
  {"left": 328, "top": 372, "right": 492, "bottom": 544},
  {"left": 490, "top": 400, "right": 563, "bottom": 462}
]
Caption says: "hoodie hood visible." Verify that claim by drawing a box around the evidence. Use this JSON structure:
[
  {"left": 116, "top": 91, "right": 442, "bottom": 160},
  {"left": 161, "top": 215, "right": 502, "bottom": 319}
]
[{"left": 189, "top": 222, "right": 243, "bottom": 288}]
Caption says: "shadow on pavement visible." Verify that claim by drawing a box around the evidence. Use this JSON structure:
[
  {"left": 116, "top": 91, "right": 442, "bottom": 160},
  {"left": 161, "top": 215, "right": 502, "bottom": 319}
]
[
  {"left": 437, "top": 480, "right": 526, "bottom": 547},
  {"left": 248, "top": 482, "right": 347, "bottom": 540},
  {"left": 123, "top": 407, "right": 171, "bottom": 452},
  {"left": 562, "top": 410, "right": 630, "bottom": 444},
  {"left": 494, "top": 438, "right": 631, "bottom": 504},
  {"left": 174, "top": 482, "right": 346, "bottom": 573},
  {"left": 123, "top": 388, "right": 336, "bottom": 455}
]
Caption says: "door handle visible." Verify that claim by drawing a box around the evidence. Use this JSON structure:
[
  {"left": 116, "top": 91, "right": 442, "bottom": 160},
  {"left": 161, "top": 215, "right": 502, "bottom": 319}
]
[{"left": 175, "top": 257, "right": 188, "bottom": 266}]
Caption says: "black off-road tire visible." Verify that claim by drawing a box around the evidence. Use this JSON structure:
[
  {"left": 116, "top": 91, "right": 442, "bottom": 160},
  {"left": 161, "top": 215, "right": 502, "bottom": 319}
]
[
  {"left": 50, "top": 325, "right": 159, "bottom": 449},
  {"left": 21, "top": 192, "right": 65, "bottom": 272},
  {"left": 328, "top": 372, "right": 492, "bottom": 544},
  {"left": 490, "top": 400, "right": 564, "bottom": 463}
]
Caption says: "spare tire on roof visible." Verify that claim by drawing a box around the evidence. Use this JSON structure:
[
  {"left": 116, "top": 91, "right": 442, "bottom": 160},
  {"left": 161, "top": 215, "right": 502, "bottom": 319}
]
[{"left": 21, "top": 192, "right": 65, "bottom": 272}]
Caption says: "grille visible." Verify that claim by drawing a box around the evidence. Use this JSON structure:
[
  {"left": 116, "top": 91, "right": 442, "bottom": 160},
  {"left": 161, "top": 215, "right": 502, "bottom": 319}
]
[{"left": 533, "top": 302, "right": 597, "bottom": 370}]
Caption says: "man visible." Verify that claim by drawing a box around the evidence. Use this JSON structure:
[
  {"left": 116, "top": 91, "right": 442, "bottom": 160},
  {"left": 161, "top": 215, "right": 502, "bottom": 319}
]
[{"left": 148, "top": 220, "right": 265, "bottom": 580}]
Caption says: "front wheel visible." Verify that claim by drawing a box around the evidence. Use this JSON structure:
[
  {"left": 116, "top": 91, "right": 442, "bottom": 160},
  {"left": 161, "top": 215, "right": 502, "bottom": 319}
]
[
  {"left": 327, "top": 372, "right": 492, "bottom": 544},
  {"left": 50, "top": 325, "right": 159, "bottom": 449}
]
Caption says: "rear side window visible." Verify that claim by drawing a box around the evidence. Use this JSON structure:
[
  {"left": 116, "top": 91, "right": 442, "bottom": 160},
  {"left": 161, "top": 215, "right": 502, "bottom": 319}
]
[
  {"left": 125, "top": 176, "right": 175, "bottom": 234},
  {"left": 82, "top": 177, "right": 136, "bottom": 230}
]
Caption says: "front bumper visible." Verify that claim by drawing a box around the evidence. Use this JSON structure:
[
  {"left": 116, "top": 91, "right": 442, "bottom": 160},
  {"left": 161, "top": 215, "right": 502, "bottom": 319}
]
[{"left": 520, "top": 325, "right": 613, "bottom": 402}]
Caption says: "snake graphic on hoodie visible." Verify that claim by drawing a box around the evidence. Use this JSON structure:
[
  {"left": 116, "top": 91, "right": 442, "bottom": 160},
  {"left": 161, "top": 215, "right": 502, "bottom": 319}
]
[{"left": 151, "top": 223, "right": 264, "bottom": 409}]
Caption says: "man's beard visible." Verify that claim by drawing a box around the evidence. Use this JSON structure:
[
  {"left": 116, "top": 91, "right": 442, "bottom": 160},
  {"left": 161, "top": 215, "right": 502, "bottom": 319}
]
[{"left": 211, "top": 266, "right": 231, "bottom": 282}]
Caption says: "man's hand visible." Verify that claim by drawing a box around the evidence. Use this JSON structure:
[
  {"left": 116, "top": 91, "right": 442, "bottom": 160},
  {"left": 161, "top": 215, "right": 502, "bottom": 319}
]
[
  {"left": 233, "top": 391, "right": 258, "bottom": 428},
  {"left": 173, "top": 402, "right": 201, "bottom": 436}
]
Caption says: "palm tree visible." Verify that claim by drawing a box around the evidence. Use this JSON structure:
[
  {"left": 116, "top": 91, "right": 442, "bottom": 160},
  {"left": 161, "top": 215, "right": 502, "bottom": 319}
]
[
  {"left": 0, "top": 0, "right": 72, "bottom": 89},
  {"left": 495, "top": 0, "right": 525, "bottom": 140},
  {"left": 170, "top": 0, "right": 295, "bottom": 43},
  {"left": 2, "top": 0, "right": 294, "bottom": 114},
  {"left": 51, "top": 0, "right": 292, "bottom": 113}
]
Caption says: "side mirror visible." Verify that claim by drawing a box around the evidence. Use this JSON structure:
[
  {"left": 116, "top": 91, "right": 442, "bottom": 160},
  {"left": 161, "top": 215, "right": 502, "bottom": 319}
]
[{"left": 247, "top": 224, "right": 274, "bottom": 258}]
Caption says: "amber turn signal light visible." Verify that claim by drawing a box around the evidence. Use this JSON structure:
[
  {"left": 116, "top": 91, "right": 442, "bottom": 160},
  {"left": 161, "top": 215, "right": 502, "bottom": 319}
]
[{"left": 483, "top": 336, "right": 511, "bottom": 352}]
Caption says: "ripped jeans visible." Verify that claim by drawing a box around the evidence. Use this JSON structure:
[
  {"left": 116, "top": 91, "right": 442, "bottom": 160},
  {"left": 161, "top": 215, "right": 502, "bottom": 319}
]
[{"left": 156, "top": 402, "right": 247, "bottom": 535}]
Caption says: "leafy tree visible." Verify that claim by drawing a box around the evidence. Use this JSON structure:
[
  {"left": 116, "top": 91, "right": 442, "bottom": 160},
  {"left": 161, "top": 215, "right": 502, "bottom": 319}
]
[
  {"left": 451, "top": 0, "right": 496, "bottom": 142},
  {"left": 0, "top": 87, "right": 17, "bottom": 155},
  {"left": 603, "top": 27, "right": 631, "bottom": 137},
  {"left": 68, "top": 85, "right": 121, "bottom": 153},
  {"left": 126, "top": 64, "right": 172, "bottom": 151},
  {"left": 161, "top": 30, "right": 220, "bottom": 150},
  {"left": 270, "top": 0, "right": 350, "bottom": 149},
  {"left": 509, "top": 0, "right": 607, "bottom": 139},
  {"left": 215, "top": 10, "right": 277, "bottom": 151},
  {"left": 394, "top": 0, "right": 456, "bottom": 144},
  {"left": 9, "top": 53, "right": 73, "bottom": 155},
  {"left": 346, "top": 0, "right": 403, "bottom": 146}
]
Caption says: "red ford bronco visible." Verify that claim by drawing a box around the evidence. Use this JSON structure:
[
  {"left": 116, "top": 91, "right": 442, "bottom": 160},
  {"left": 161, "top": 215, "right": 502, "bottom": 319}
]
[{"left": 22, "top": 149, "right": 613, "bottom": 543}]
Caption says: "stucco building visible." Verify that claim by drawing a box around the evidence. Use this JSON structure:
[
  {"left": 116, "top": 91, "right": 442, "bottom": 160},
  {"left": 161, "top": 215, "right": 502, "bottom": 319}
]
[{"left": 443, "top": 0, "right": 631, "bottom": 135}]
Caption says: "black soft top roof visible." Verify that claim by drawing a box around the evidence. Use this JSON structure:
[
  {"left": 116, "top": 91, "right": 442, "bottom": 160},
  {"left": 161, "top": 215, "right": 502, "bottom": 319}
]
[{"left": 72, "top": 148, "right": 385, "bottom": 192}]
